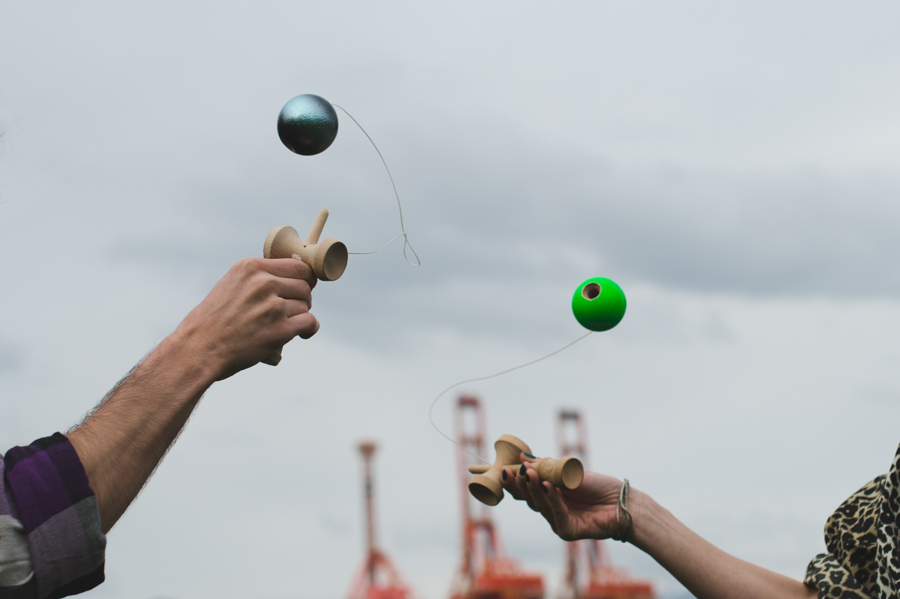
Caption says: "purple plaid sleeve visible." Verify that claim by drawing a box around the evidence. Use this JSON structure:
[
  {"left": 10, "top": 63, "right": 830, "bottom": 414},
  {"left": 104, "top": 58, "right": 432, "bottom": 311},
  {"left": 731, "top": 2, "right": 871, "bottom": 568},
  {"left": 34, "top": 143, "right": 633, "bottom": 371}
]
[
  {"left": 1, "top": 456, "right": 36, "bottom": 598},
  {"left": 2, "top": 434, "right": 105, "bottom": 599}
]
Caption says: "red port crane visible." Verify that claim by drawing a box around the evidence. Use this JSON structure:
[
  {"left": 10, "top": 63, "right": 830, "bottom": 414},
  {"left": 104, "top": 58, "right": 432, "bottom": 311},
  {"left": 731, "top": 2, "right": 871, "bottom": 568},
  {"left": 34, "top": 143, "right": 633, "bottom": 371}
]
[
  {"left": 556, "top": 411, "right": 655, "bottom": 599},
  {"left": 347, "top": 442, "right": 417, "bottom": 599},
  {"left": 450, "top": 395, "right": 544, "bottom": 599}
]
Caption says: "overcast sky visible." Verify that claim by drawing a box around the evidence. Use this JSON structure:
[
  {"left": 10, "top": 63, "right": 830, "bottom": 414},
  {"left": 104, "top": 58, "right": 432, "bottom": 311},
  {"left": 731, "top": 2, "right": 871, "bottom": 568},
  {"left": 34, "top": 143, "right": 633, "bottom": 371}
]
[{"left": 3, "top": 2, "right": 900, "bottom": 599}]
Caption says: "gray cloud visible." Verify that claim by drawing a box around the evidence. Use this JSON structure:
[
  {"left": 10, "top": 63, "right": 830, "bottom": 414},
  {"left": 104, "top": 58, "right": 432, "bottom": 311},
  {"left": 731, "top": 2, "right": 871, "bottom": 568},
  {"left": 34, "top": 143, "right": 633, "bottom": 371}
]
[
  {"left": 111, "top": 146, "right": 900, "bottom": 355},
  {"left": 110, "top": 110, "right": 900, "bottom": 310},
  {"left": 99, "top": 129, "right": 900, "bottom": 364}
]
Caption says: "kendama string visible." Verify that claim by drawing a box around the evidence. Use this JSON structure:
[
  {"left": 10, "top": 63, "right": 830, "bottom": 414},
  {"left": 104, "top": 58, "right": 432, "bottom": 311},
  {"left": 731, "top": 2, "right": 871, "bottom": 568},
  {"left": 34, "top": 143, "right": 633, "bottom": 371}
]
[
  {"left": 332, "top": 104, "right": 421, "bottom": 267},
  {"left": 428, "top": 331, "right": 594, "bottom": 464}
]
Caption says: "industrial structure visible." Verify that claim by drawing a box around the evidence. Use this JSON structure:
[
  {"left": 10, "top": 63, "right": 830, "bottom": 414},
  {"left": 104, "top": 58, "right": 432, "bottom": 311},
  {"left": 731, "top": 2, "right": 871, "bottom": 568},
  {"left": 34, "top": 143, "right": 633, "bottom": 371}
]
[
  {"left": 556, "top": 411, "right": 655, "bottom": 599},
  {"left": 347, "top": 442, "right": 417, "bottom": 599},
  {"left": 344, "top": 407, "right": 655, "bottom": 599},
  {"left": 450, "top": 395, "right": 544, "bottom": 599}
]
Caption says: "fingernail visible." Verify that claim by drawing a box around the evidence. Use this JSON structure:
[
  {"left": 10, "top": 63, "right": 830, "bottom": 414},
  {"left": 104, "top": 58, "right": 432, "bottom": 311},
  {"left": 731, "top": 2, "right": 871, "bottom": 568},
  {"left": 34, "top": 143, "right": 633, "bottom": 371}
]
[
  {"left": 524, "top": 452, "right": 536, "bottom": 459},
  {"left": 519, "top": 464, "right": 526, "bottom": 476},
  {"left": 542, "top": 484, "right": 549, "bottom": 494},
  {"left": 501, "top": 469, "right": 507, "bottom": 481},
  {"left": 525, "top": 473, "right": 530, "bottom": 483}
]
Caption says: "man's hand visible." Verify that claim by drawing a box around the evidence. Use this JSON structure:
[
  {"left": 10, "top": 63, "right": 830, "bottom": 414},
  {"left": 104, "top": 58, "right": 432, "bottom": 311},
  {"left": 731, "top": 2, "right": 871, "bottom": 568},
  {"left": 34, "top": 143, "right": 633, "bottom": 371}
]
[
  {"left": 174, "top": 258, "right": 320, "bottom": 380},
  {"left": 69, "top": 257, "right": 320, "bottom": 532},
  {"left": 500, "top": 452, "right": 621, "bottom": 541}
]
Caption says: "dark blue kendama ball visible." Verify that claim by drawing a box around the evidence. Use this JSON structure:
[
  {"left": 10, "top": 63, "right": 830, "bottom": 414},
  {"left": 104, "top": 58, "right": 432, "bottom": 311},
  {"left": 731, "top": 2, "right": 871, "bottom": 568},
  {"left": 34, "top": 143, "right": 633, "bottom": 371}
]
[{"left": 277, "top": 94, "right": 339, "bottom": 156}]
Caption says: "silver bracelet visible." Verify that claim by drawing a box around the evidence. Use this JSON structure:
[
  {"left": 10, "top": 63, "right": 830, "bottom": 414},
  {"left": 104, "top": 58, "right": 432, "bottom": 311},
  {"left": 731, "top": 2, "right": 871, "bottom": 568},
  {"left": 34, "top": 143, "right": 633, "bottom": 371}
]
[{"left": 614, "top": 478, "right": 632, "bottom": 542}]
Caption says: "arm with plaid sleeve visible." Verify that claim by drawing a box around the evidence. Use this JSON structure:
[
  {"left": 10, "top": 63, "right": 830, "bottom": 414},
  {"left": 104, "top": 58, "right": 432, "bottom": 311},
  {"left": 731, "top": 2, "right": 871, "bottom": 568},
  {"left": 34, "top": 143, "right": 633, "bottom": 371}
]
[{"left": 1, "top": 435, "right": 105, "bottom": 599}]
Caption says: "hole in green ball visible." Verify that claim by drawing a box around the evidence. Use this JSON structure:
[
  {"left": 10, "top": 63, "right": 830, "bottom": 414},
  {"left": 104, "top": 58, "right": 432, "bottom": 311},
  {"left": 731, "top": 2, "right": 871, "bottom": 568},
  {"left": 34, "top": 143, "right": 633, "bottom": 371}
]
[{"left": 582, "top": 283, "right": 601, "bottom": 300}]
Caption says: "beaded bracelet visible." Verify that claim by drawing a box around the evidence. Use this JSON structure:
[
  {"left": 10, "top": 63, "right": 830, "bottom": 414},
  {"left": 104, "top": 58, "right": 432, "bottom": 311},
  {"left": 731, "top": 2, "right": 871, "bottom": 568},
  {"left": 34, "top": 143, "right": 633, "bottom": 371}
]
[{"left": 614, "top": 478, "right": 633, "bottom": 542}]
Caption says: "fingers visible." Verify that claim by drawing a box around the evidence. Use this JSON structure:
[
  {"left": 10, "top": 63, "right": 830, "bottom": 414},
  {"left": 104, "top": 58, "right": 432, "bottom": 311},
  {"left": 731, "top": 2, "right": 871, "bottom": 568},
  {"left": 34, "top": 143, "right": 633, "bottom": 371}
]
[
  {"left": 275, "top": 278, "right": 313, "bottom": 309},
  {"left": 500, "top": 467, "right": 525, "bottom": 500},
  {"left": 522, "top": 463, "right": 550, "bottom": 514},
  {"left": 265, "top": 265, "right": 318, "bottom": 340},
  {"left": 181, "top": 257, "right": 326, "bottom": 380},
  {"left": 289, "top": 312, "right": 319, "bottom": 340},
  {"left": 227, "top": 259, "right": 320, "bottom": 342},
  {"left": 509, "top": 463, "right": 564, "bottom": 536},
  {"left": 495, "top": 452, "right": 609, "bottom": 543},
  {"left": 499, "top": 453, "right": 544, "bottom": 506},
  {"left": 497, "top": 456, "right": 575, "bottom": 538},
  {"left": 520, "top": 463, "right": 580, "bottom": 539},
  {"left": 282, "top": 299, "right": 310, "bottom": 319},
  {"left": 512, "top": 464, "right": 539, "bottom": 511},
  {"left": 259, "top": 258, "right": 318, "bottom": 290},
  {"left": 543, "top": 484, "right": 573, "bottom": 539},
  {"left": 508, "top": 462, "right": 546, "bottom": 513},
  {"left": 513, "top": 453, "right": 544, "bottom": 510},
  {"left": 500, "top": 466, "right": 526, "bottom": 501}
]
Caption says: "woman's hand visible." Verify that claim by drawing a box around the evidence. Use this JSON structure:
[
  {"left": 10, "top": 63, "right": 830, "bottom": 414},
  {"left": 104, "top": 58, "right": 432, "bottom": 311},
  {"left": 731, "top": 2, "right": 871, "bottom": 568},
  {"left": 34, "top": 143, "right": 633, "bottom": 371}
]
[
  {"left": 500, "top": 452, "right": 819, "bottom": 599},
  {"left": 500, "top": 452, "right": 623, "bottom": 541}
]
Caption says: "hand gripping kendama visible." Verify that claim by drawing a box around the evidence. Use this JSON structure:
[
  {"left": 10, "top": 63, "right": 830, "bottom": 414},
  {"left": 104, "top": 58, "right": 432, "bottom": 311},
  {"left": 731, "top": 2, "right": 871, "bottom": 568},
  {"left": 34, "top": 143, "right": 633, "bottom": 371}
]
[
  {"left": 261, "top": 208, "right": 348, "bottom": 366},
  {"left": 466, "top": 435, "right": 584, "bottom": 506}
]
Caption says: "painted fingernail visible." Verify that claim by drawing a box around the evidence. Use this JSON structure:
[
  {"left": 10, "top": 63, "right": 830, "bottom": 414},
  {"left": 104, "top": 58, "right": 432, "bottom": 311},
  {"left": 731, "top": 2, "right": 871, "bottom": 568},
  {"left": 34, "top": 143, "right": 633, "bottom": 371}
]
[
  {"left": 524, "top": 452, "right": 536, "bottom": 459},
  {"left": 525, "top": 473, "right": 530, "bottom": 483},
  {"left": 502, "top": 469, "right": 508, "bottom": 481},
  {"left": 542, "top": 484, "right": 549, "bottom": 494},
  {"left": 519, "top": 464, "right": 526, "bottom": 476}
]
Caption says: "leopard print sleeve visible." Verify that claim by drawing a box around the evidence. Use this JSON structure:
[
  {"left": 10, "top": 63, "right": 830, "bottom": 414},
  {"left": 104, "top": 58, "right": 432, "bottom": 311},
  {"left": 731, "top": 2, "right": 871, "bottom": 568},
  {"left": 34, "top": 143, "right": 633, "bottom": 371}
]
[
  {"left": 805, "top": 442, "right": 900, "bottom": 599},
  {"left": 875, "top": 444, "right": 900, "bottom": 597},
  {"left": 805, "top": 552, "right": 871, "bottom": 599}
]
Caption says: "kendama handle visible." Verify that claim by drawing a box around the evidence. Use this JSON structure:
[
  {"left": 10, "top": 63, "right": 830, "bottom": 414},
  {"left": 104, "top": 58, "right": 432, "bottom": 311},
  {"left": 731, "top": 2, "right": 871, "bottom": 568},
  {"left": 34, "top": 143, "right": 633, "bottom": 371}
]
[
  {"left": 307, "top": 208, "right": 329, "bottom": 244},
  {"left": 532, "top": 456, "right": 584, "bottom": 490},
  {"left": 262, "top": 349, "right": 284, "bottom": 367}
]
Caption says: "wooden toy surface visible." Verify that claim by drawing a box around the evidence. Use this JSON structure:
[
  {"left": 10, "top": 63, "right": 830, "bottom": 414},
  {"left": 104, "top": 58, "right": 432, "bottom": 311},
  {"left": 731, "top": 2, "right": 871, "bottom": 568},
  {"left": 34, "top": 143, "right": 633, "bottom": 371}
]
[
  {"left": 467, "top": 434, "right": 584, "bottom": 506},
  {"left": 262, "top": 208, "right": 347, "bottom": 366}
]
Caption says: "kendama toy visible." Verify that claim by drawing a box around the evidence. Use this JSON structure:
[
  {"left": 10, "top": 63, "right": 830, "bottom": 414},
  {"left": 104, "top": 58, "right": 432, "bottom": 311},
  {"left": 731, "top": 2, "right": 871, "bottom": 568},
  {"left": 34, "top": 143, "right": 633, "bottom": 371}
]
[
  {"left": 467, "top": 434, "right": 584, "bottom": 506},
  {"left": 262, "top": 208, "right": 348, "bottom": 365}
]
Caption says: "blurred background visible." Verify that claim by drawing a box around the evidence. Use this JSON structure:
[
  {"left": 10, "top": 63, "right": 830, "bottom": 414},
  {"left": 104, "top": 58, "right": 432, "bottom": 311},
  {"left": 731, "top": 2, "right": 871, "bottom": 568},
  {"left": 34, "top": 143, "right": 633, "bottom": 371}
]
[{"left": 2, "top": 2, "right": 900, "bottom": 598}]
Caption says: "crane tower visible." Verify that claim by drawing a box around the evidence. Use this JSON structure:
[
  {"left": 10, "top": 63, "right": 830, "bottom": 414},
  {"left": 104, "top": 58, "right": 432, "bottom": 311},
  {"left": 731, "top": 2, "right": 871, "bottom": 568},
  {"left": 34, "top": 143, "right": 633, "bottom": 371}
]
[
  {"left": 347, "top": 442, "right": 416, "bottom": 599},
  {"left": 556, "top": 411, "right": 655, "bottom": 599},
  {"left": 450, "top": 395, "right": 544, "bottom": 599}
]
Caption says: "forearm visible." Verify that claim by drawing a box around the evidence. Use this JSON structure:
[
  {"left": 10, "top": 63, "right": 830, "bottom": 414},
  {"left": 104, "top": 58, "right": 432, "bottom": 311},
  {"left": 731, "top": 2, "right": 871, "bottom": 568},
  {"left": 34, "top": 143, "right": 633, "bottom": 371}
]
[
  {"left": 68, "top": 328, "right": 217, "bottom": 533},
  {"left": 630, "top": 490, "right": 816, "bottom": 599},
  {"left": 64, "top": 257, "right": 318, "bottom": 534}
]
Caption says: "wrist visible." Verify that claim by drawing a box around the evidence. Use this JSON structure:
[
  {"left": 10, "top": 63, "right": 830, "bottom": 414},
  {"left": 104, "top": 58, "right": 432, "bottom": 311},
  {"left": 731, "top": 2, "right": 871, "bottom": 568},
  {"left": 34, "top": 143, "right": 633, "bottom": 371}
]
[
  {"left": 166, "top": 316, "right": 230, "bottom": 384},
  {"left": 150, "top": 327, "right": 220, "bottom": 392},
  {"left": 627, "top": 488, "right": 670, "bottom": 552}
]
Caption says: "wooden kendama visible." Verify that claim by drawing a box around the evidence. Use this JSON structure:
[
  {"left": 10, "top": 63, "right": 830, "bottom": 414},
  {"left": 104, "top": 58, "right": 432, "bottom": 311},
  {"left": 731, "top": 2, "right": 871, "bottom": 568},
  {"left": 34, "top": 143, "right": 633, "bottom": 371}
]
[
  {"left": 261, "top": 208, "right": 347, "bottom": 366},
  {"left": 467, "top": 434, "right": 584, "bottom": 506}
]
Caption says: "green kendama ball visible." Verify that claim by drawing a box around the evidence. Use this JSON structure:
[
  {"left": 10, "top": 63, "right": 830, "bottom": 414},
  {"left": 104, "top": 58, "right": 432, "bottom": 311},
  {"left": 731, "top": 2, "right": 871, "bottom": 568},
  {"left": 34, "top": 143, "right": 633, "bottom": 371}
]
[{"left": 572, "top": 277, "right": 627, "bottom": 332}]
